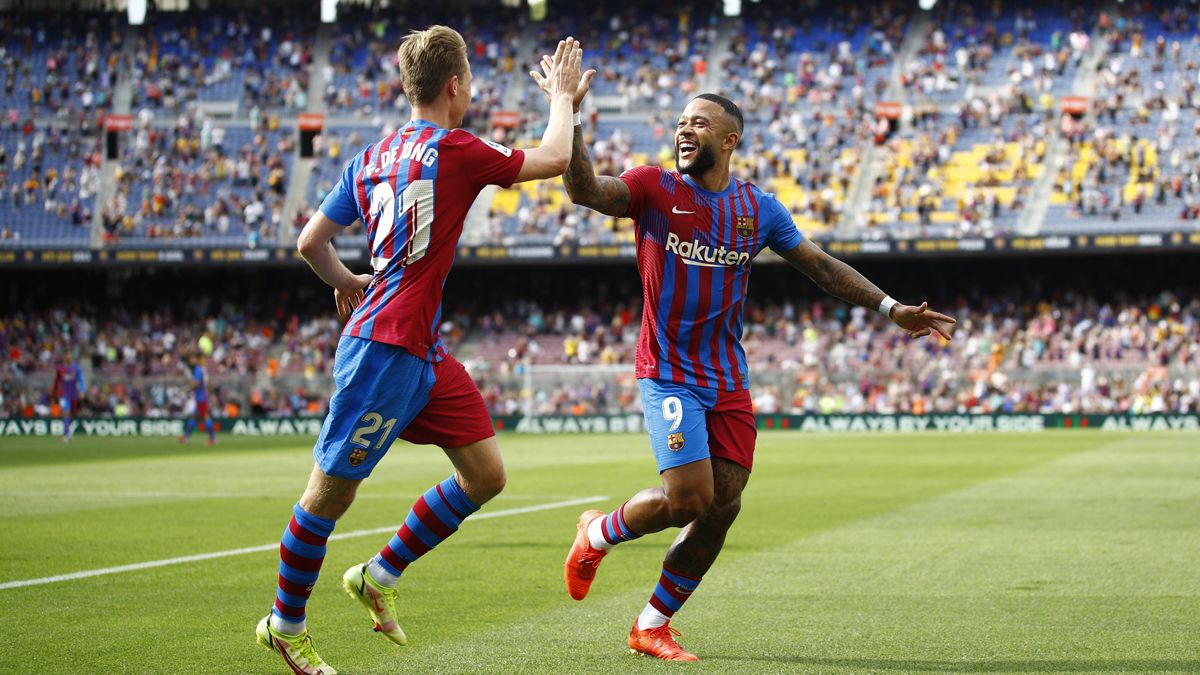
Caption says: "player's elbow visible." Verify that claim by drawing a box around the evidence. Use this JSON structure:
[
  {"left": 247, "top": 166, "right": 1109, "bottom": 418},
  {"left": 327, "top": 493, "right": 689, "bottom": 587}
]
[
  {"left": 562, "top": 181, "right": 583, "bottom": 204},
  {"left": 550, "top": 151, "right": 571, "bottom": 175},
  {"left": 296, "top": 230, "right": 321, "bottom": 259},
  {"left": 536, "top": 150, "right": 570, "bottom": 178},
  {"left": 562, "top": 181, "right": 592, "bottom": 208}
]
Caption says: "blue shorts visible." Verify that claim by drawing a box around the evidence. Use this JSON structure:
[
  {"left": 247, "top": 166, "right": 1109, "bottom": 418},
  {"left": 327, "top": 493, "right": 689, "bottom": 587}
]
[
  {"left": 314, "top": 336, "right": 495, "bottom": 479},
  {"left": 638, "top": 378, "right": 757, "bottom": 474}
]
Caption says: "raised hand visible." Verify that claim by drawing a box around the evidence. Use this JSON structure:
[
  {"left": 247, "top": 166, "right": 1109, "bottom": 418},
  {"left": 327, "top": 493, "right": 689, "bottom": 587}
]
[
  {"left": 530, "top": 38, "right": 594, "bottom": 111},
  {"left": 891, "top": 302, "right": 956, "bottom": 341}
]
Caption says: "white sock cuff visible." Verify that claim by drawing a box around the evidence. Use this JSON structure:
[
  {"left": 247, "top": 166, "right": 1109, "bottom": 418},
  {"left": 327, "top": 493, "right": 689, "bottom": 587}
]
[
  {"left": 367, "top": 557, "right": 400, "bottom": 588},
  {"left": 270, "top": 613, "right": 305, "bottom": 636},
  {"left": 637, "top": 605, "right": 670, "bottom": 630},
  {"left": 587, "top": 515, "right": 614, "bottom": 551}
]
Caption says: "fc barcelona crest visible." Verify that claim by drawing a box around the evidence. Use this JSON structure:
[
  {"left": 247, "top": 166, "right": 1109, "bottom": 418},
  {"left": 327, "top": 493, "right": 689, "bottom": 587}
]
[
  {"left": 349, "top": 448, "right": 368, "bottom": 466},
  {"left": 735, "top": 215, "right": 755, "bottom": 238},
  {"left": 667, "top": 432, "right": 685, "bottom": 451}
]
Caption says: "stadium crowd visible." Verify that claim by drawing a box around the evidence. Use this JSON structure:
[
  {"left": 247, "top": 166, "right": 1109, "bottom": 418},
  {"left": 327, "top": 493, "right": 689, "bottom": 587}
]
[
  {"left": 102, "top": 108, "right": 294, "bottom": 245},
  {"left": 6, "top": 1, "right": 1200, "bottom": 250},
  {"left": 3, "top": 283, "right": 1197, "bottom": 419},
  {"left": 0, "top": 120, "right": 103, "bottom": 243},
  {"left": 131, "top": 10, "right": 315, "bottom": 114},
  {"left": 1049, "top": 6, "right": 1200, "bottom": 226},
  {"left": 326, "top": 5, "right": 522, "bottom": 120},
  {"left": 464, "top": 288, "right": 1200, "bottom": 416}
]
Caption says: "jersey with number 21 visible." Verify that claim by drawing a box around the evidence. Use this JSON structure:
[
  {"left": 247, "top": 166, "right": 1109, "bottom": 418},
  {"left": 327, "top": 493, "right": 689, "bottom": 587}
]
[{"left": 319, "top": 120, "right": 526, "bottom": 362}]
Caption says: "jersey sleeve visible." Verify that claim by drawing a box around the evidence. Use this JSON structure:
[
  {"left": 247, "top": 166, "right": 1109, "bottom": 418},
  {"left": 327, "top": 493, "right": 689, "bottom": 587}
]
[
  {"left": 617, "top": 166, "right": 662, "bottom": 219},
  {"left": 447, "top": 131, "right": 526, "bottom": 189},
  {"left": 319, "top": 152, "right": 365, "bottom": 226},
  {"left": 761, "top": 194, "right": 805, "bottom": 255}
]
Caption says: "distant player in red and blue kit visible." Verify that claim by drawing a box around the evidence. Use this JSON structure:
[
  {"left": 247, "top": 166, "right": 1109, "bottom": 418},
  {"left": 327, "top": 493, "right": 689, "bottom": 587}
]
[
  {"left": 51, "top": 355, "right": 83, "bottom": 443},
  {"left": 179, "top": 356, "right": 215, "bottom": 445},
  {"left": 255, "top": 27, "right": 584, "bottom": 675},
  {"left": 551, "top": 78, "right": 957, "bottom": 660}
]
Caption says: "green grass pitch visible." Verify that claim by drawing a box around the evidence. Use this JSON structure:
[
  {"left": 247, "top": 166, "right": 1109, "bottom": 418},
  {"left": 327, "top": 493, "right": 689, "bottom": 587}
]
[{"left": 1, "top": 431, "right": 1198, "bottom": 673}]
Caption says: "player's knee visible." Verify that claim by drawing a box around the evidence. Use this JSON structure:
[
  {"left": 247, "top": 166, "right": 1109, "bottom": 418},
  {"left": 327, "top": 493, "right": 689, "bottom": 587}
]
[
  {"left": 460, "top": 467, "right": 506, "bottom": 505},
  {"left": 301, "top": 490, "right": 355, "bottom": 521},
  {"left": 667, "top": 489, "right": 713, "bottom": 527},
  {"left": 480, "top": 467, "right": 507, "bottom": 501},
  {"left": 708, "top": 495, "right": 742, "bottom": 528}
]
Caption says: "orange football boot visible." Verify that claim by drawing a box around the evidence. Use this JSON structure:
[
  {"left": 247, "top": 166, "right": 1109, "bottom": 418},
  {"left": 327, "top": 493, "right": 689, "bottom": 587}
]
[
  {"left": 628, "top": 620, "right": 699, "bottom": 661},
  {"left": 564, "top": 509, "right": 608, "bottom": 600}
]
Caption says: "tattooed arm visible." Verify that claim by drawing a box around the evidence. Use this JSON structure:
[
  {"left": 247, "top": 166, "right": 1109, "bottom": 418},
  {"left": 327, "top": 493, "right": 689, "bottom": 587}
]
[
  {"left": 779, "top": 240, "right": 957, "bottom": 340},
  {"left": 562, "top": 124, "right": 631, "bottom": 217},
  {"left": 529, "top": 49, "right": 628, "bottom": 216}
]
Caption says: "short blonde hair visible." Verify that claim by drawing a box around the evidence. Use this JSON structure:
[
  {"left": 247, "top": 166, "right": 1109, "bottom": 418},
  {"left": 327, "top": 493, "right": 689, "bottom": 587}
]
[{"left": 397, "top": 25, "right": 469, "bottom": 107}]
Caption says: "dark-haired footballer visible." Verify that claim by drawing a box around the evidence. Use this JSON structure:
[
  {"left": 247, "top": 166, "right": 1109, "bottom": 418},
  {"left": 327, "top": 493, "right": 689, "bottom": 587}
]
[{"left": 534, "top": 67, "right": 958, "bottom": 662}]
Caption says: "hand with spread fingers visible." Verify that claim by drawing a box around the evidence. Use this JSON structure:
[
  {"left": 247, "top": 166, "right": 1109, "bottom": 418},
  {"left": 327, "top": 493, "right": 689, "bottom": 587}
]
[
  {"left": 890, "top": 301, "right": 956, "bottom": 340},
  {"left": 530, "top": 38, "right": 594, "bottom": 111}
]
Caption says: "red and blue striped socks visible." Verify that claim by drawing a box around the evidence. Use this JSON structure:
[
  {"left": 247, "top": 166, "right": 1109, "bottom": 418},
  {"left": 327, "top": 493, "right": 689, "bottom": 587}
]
[
  {"left": 271, "top": 503, "right": 335, "bottom": 635},
  {"left": 367, "top": 475, "right": 480, "bottom": 587},
  {"left": 638, "top": 564, "right": 702, "bottom": 629},
  {"left": 587, "top": 502, "right": 641, "bottom": 551}
]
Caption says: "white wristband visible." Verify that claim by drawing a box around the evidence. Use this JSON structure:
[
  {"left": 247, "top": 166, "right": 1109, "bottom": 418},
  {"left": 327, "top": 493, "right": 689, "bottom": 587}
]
[
  {"left": 572, "top": 111, "right": 582, "bottom": 126},
  {"left": 878, "top": 296, "right": 898, "bottom": 318}
]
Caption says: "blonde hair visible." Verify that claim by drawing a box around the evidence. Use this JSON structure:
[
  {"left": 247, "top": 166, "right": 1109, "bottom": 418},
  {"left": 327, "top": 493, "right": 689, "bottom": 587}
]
[{"left": 397, "top": 25, "right": 469, "bottom": 107}]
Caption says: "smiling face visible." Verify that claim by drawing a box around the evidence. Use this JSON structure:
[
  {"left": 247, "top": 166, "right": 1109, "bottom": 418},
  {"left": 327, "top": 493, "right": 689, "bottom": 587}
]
[{"left": 674, "top": 98, "right": 740, "bottom": 177}]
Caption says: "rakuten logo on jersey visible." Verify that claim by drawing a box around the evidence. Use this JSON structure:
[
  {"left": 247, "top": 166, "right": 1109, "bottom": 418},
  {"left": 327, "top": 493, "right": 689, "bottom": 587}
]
[{"left": 665, "top": 232, "right": 751, "bottom": 268}]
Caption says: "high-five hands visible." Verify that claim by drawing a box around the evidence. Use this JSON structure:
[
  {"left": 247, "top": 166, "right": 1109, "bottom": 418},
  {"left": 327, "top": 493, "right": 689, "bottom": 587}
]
[{"left": 530, "top": 37, "right": 595, "bottom": 111}]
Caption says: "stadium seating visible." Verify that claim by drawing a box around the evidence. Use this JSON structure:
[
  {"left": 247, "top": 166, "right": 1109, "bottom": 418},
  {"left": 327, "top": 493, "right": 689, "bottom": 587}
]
[
  {"left": 0, "top": 125, "right": 100, "bottom": 247},
  {"left": 326, "top": 6, "right": 522, "bottom": 118},
  {"left": 1045, "top": 13, "right": 1200, "bottom": 231},
  {"left": 0, "top": 12, "right": 120, "bottom": 118},
  {"left": 5, "top": 285, "right": 1196, "bottom": 418},
  {"left": 105, "top": 114, "right": 294, "bottom": 246},
  {"left": 2, "top": 3, "right": 1199, "bottom": 247},
  {"left": 131, "top": 10, "right": 315, "bottom": 114}
]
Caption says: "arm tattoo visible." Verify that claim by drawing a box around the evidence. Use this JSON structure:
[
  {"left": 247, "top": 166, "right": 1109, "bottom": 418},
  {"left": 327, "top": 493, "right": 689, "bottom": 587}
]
[
  {"left": 563, "top": 125, "right": 631, "bottom": 217},
  {"left": 783, "top": 242, "right": 887, "bottom": 310}
]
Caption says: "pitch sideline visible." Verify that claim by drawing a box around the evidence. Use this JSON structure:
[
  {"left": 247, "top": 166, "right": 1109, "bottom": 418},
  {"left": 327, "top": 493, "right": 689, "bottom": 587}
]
[{"left": 0, "top": 495, "right": 607, "bottom": 591}]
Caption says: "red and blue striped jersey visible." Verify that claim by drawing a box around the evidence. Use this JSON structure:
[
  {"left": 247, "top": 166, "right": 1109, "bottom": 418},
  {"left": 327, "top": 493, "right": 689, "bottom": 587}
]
[
  {"left": 53, "top": 363, "right": 82, "bottom": 400},
  {"left": 320, "top": 120, "right": 525, "bottom": 361},
  {"left": 192, "top": 364, "right": 208, "bottom": 403},
  {"left": 620, "top": 166, "right": 805, "bottom": 391}
]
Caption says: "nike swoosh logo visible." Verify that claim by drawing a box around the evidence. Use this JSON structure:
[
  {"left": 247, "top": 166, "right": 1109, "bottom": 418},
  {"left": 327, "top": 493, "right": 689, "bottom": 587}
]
[{"left": 671, "top": 206, "right": 694, "bottom": 214}]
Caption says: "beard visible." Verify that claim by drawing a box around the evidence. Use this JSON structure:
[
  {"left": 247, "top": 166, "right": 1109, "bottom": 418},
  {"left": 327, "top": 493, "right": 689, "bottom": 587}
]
[{"left": 676, "top": 143, "right": 717, "bottom": 176}]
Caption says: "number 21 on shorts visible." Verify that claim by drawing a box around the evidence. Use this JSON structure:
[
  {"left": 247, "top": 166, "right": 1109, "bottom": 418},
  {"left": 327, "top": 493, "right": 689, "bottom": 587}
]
[{"left": 351, "top": 412, "right": 397, "bottom": 449}]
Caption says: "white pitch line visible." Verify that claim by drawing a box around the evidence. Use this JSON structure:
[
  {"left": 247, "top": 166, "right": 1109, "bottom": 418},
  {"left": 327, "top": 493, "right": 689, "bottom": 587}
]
[
  {"left": 0, "top": 495, "right": 607, "bottom": 591},
  {"left": 0, "top": 491, "right": 588, "bottom": 502}
]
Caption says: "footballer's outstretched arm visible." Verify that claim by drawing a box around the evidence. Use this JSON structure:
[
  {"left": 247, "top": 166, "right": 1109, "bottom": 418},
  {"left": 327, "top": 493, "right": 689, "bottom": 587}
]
[
  {"left": 530, "top": 48, "right": 628, "bottom": 216},
  {"left": 515, "top": 38, "right": 584, "bottom": 183},
  {"left": 561, "top": 125, "right": 632, "bottom": 217},
  {"left": 780, "top": 240, "right": 956, "bottom": 340}
]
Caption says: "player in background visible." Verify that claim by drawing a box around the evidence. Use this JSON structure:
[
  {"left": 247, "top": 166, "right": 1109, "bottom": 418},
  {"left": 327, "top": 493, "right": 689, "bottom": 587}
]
[
  {"left": 179, "top": 354, "right": 216, "bottom": 445},
  {"left": 51, "top": 354, "right": 83, "bottom": 443},
  {"left": 536, "top": 64, "right": 957, "bottom": 661},
  {"left": 254, "top": 28, "right": 583, "bottom": 675}
]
